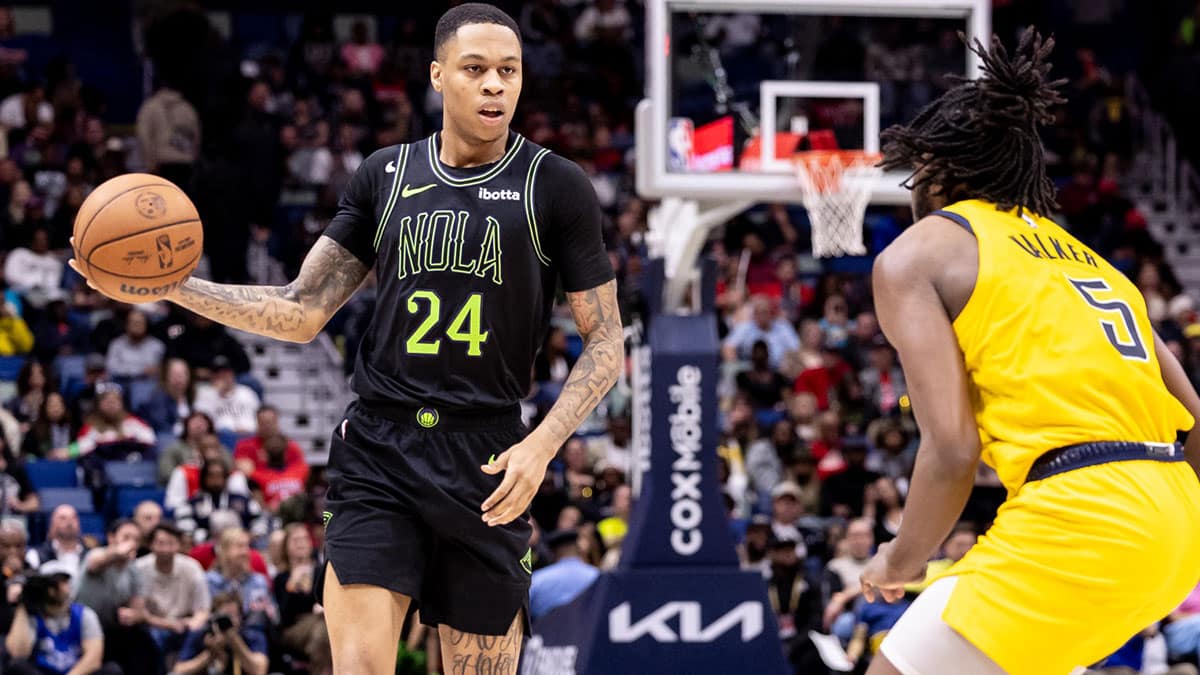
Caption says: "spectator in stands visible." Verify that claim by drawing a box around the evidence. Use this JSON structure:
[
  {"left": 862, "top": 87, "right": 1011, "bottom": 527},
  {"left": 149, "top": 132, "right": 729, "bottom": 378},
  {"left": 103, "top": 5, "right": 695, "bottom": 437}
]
[
  {"left": 340, "top": 20, "right": 384, "bottom": 77},
  {"left": 68, "top": 353, "right": 109, "bottom": 424},
  {"left": 174, "top": 460, "right": 264, "bottom": 543},
  {"left": 941, "top": 524, "right": 977, "bottom": 564},
  {"left": 164, "top": 433, "right": 247, "bottom": 514},
  {"left": 863, "top": 477, "right": 905, "bottom": 544},
  {"left": 0, "top": 297, "right": 31, "bottom": 357},
  {"left": 819, "top": 295, "right": 853, "bottom": 350},
  {"left": 192, "top": 356, "right": 260, "bottom": 436},
  {"left": 3, "top": 227, "right": 62, "bottom": 308},
  {"left": 7, "top": 359, "right": 50, "bottom": 433},
  {"left": 529, "top": 529, "right": 599, "bottom": 621},
  {"left": 0, "top": 521, "right": 29, "bottom": 634},
  {"left": 820, "top": 440, "right": 879, "bottom": 518},
  {"left": 31, "top": 298, "right": 89, "bottom": 363},
  {"left": 746, "top": 418, "right": 800, "bottom": 507},
  {"left": 737, "top": 341, "right": 792, "bottom": 425},
  {"left": 74, "top": 384, "right": 156, "bottom": 460},
  {"left": 0, "top": 441, "right": 37, "bottom": 516},
  {"left": 823, "top": 518, "right": 875, "bottom": 634},
  {"left": 132, "top": 500, "right": 162, "bottom": 557},
  {"left": 188, "top": 510, "right": 268, "bottom": 576},
  {"left": 205, "top": 528, "right": 276, "bottom": 630},
  {"left": 0, "top": 81, "right": 52, "bottom": 130},
  {"left": 135, "top": 523, "right": 211, "bottom": 666},
  {"left": 231, "top": 401, "right": 309, "bottom": 506},
  {"left": 869, "top": 418, "right": 914, "bottom": 483},
  {"left": 75, "top": 518, "right": 156, "bottom": 675},
  {"left": 4, "top": 559, "right": 115, "bottom": 675},
  {"left": 159, "top": 411, "right": 217, "bottom": 486},
  {"left": 561, "top": 437, "right": 596, "bottom": 507},
  {"left": 164, "top": 314, "right": 250, "bottom": 379},
  {"left": 794, "top": 343, "right": 852, "bottom": 412},
  {"left": 137, "top": 357, "right": 193, "bottom": 437},
  {"left": 783, "top": 452, "right": 821, "bottom": 515},
  {"left": 769, "top": 482, "right": 809, "bottom": 557},
  {"left": 26, "top": 504, "right": 89, "bottom": 572},
  {"left": 171, "top": 590, "right": 268, "bottom": 675},
  {"left": 1164, "top": 580, "right": 1200, "bottom": 662},
  {"left": 859, "top": 335, "right": 906, "bottom": 416},
  {"left": 105, "top": 309, "right": 165, "bottom": 380},
  {"left": 21, "top": 391, "right": 75, "bottom": 459},
  {"left": 273, "top": 523, "right": 330, "bottom": 675},
  {"left": 722, "top": 296, "right": 800, "bottom": 368},
  {"left": 135, "top": 81, "right": 200, "bottom": 189},
  {"left": 244, "top": 433, "right": 308, "bottom": 512},
  {"left": 533, "top": 326, "right": 575, "bottom": 401},
  {"left": 765, "top": 535, "right": 821, "bottom": 645}
]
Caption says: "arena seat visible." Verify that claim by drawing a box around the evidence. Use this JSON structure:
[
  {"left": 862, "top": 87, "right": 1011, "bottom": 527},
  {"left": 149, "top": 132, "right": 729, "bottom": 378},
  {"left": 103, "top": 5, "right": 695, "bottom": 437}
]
[
  {"left": 38, "top": 487, "right": 94, "bottom": 513},
  {"left": 26, "top": 460, "right": 80, "bottom": 490}
]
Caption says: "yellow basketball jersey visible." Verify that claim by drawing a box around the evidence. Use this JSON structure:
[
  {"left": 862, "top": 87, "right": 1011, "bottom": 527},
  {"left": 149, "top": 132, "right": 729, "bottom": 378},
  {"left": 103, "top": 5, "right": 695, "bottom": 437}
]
[{"left": 940, "top": 199, "right": 1193, "bottom": 494}]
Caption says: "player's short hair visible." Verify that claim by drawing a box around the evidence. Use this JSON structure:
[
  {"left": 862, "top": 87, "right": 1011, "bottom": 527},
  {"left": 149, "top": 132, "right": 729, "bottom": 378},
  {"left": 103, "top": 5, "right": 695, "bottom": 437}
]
[
  {"left": 434, "top": 3, "right": 522, "bottom": 60},
  {"left": 878, "top": 28, "right": 1066, "bottom": 217}
]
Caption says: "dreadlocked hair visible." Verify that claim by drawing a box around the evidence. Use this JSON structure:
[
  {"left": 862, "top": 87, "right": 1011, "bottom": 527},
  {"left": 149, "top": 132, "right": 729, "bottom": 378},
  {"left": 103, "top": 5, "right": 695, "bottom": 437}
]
[{"left": 878, "top": 28, "right": 1068, "bottom": 217}]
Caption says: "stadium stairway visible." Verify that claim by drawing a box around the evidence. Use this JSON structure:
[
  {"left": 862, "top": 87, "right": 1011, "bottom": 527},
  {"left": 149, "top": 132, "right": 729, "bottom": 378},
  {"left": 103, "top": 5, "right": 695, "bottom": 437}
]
[
  {"left": 1128, "top": 80, "right": 1200, "bottom": 294},
  {"left": 232, "top": 329, "right": 353, "bottom": 465}
]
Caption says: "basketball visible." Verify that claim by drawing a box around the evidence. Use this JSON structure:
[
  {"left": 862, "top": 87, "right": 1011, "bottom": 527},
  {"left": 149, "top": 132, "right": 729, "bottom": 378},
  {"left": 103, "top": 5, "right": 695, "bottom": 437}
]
[{"left": 72, "top": 173, "right": 203, "bottom": 303}]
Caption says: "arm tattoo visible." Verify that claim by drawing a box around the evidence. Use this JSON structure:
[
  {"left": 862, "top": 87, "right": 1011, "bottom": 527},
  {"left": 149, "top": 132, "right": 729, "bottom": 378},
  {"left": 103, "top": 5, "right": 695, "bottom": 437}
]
[
  {"left": 172, "top": 236, "right": 369, "bottom": 343},
  {"left": 441, "top": 617, "right": 522, "bottom": 675},
  {"left": 537, "top": 279, "right": 624, "bottom": 445}
]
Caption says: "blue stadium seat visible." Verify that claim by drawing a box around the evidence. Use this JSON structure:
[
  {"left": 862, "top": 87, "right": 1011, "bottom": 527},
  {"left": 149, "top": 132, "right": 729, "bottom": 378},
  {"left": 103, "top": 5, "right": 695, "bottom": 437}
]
[
  {"left": 79, "top": 512, "right": 107, "bottom": 543},
  {"left": 112, "top": 486, "right": 164, "bottom": 518},
  {"left": 38, "top": 487, "right": 94, "bottom": 513},
  {"left": 0, "top": 355, "right": 24, "bottom": 381},
  {"left": 26, "top": 461, "right": 79, "bottom": 490},
  {"left": 103, "top": 460, "right": 157, "bottom": 487},
  {"left": 156, "top": 431, "right": 176, "bottom": 453},
  {"left": 127, "top": 378, "right": 159, "bottom": 413},
  {"left": 54, "top": 354, "right": 86, "bottom": 392}
]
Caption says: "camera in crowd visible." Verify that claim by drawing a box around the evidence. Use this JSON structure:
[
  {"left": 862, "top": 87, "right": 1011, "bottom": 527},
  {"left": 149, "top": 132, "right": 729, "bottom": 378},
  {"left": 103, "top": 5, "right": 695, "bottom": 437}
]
[{"left": 206, "top": 612, "right": 235, "bottom": 636}]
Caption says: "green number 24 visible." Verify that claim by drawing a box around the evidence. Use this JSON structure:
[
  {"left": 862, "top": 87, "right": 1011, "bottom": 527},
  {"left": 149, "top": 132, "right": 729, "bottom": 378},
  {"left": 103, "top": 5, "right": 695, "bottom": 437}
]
[{"left": 405, "top": 290, "right": 489, "bottom": 357}]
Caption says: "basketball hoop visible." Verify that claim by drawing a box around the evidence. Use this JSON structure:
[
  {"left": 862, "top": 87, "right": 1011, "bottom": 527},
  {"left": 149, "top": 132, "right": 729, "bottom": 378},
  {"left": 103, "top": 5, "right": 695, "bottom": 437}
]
[{"left": 793, "top": 150, "right": 883, "bottom": 257}]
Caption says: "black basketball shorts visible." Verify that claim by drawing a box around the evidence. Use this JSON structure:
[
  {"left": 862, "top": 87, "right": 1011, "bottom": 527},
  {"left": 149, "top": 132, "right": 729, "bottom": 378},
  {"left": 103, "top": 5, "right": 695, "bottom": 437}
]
[{"left": 316, "top": 400, "right": 533, "bottom": 636}]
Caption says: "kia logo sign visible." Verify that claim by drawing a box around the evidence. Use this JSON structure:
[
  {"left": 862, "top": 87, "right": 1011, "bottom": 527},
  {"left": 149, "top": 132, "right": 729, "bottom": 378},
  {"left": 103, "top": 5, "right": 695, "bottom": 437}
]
[{"left": 608, "top": 601, "right": 764, "bottom": 643}]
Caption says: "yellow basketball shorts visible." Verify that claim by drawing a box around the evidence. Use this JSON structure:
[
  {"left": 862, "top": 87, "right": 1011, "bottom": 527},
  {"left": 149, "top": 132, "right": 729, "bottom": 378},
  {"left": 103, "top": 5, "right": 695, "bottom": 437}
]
[{"left": 942, "top": 460, "right": 1200, "bottom": 674}]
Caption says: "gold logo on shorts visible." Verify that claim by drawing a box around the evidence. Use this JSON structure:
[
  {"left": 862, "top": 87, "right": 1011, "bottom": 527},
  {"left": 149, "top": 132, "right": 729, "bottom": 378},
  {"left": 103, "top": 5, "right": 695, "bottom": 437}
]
[{"left": 416, "top": 407, "right": 439, "bottom": 428}]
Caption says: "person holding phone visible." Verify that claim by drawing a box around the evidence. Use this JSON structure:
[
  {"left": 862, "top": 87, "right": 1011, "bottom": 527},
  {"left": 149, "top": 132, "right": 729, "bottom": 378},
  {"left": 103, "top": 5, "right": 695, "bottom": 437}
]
[{"left": 170, "top": 591, "right": 267, "bottom": 675}]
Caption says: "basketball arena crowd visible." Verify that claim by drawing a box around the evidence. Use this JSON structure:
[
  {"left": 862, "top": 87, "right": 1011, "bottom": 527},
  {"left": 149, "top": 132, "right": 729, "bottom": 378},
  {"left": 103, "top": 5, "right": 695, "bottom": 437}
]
[{"left": 0, "top": 2, "right": 1193, "bottom": 674}]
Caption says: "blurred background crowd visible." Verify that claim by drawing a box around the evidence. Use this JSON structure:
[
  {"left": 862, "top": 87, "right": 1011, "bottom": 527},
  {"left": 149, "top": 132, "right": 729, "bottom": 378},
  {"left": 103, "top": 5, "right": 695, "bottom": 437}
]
[{"left": 0, "top": 1, "right": 1192, "bottom": 674}]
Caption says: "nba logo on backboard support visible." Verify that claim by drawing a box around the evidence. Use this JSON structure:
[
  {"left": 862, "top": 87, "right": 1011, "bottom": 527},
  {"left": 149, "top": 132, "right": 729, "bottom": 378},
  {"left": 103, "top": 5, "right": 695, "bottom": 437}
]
[{"left": 667, "top": 117, "right": 693, "bottom": 171}]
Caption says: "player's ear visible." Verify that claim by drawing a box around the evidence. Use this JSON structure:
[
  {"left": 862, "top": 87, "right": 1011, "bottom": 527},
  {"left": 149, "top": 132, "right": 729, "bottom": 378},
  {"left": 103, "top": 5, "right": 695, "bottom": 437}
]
[{"left": 430, "top": 60, "right": 443, "bottom": 93}]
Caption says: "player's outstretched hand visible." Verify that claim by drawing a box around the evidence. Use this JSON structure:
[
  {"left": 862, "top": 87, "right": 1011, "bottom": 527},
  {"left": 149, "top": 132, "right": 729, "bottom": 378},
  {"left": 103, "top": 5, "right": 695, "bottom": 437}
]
[
  {"left": 860, "top": 541, "right": 927, "bottom": 603},
  {"left": 66, "top": 237, "right": 101, "bottom": 293},
  {"left": 480, "top": 438, "right": 553, "bottom": 527}
]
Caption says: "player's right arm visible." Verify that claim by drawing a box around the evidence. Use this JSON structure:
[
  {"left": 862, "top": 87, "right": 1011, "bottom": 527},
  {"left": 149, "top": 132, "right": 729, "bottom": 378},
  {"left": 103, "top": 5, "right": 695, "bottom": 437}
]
[
  {"left": 166, "top": 236, "right": 368, "bottom": 343},
  {"left": 860, "top": 215, "right": 982, "bottom": 602},
  {"left": 1153, "top": 333, "right": 1200, "bottom": 478},
  {"left": 70, "top": 148, "right": 386, "bottom": 344}
]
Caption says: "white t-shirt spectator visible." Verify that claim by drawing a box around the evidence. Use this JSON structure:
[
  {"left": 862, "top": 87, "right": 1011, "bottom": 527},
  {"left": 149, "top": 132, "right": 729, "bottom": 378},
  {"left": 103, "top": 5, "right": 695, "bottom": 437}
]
[
  {"left": 76, "top": 415, "right": 157, "bottom": 456},
  {"left": 106, "top": 334, "right": 166, "bottom": 378},
  {"left": 4, "top": 246, "right": 63, "bottom": 296},
  {"left": 193, "top": 383, "right": 261, "bottom": 434},
  {"left": 135, "top": 553, "right": 211, "bottom": 621},
  {"left": 574, "top": 2, "right": 633, "bottom": 43},
  {"left": 0, "top": 93, "right": 53, "bottom": 129}
]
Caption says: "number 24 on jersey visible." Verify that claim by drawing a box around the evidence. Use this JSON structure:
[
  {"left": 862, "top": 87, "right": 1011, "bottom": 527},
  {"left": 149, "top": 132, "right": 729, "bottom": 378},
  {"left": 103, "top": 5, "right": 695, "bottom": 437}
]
[{"left": 404, "top": 290, "right": 489, "bottom": 357}]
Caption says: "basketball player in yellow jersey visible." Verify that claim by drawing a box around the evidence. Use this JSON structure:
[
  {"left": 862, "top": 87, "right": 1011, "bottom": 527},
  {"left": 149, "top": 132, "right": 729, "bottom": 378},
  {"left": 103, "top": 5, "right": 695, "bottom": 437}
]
[{"left": 858, "top": 30, "right": 1200, "bottom": 675}]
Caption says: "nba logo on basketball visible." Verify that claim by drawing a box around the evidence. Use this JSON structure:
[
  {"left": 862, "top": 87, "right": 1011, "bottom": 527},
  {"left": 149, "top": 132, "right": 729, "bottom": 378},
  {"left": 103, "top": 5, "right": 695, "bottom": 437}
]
[{"left": 155, "top": 234, "right": 173, "bottom": 269}]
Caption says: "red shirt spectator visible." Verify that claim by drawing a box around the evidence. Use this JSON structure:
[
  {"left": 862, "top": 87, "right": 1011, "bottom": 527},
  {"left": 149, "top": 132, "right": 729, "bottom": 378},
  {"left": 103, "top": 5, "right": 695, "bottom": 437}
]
[
  {"left": 235, "top": 433, "right": 309, "bottom": 510},
  {"left": 189, "top": 541, "right": 269, "bottom": 577},
  {"left": 793, "top": 348, "right": 852, "bottom": 411}
]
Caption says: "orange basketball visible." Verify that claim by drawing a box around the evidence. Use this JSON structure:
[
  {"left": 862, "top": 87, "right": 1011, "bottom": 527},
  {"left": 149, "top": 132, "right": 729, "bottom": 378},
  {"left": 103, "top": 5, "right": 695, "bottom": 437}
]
[{"left": 72, "top": 173, "right": 202, "bottom": 304}]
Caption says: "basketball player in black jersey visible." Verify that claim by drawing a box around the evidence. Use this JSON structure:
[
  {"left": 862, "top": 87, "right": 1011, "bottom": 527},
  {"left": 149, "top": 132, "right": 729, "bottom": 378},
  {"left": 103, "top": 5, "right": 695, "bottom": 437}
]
[{"left": 71, "top": 4, "right": 622, "bottom": 673}]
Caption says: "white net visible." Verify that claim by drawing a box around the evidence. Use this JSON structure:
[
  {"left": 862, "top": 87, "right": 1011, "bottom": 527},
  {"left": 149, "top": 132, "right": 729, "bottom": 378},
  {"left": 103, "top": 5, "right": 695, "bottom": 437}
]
[{"left": 794, "top": 151, "right": 882, "bottom": 257}]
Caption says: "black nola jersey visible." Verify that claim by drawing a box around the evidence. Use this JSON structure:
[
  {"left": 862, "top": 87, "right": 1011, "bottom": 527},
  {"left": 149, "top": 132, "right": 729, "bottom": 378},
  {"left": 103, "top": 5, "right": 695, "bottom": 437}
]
[{"left": 324, "top": 132, "right": 614, "bottom": 414}]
